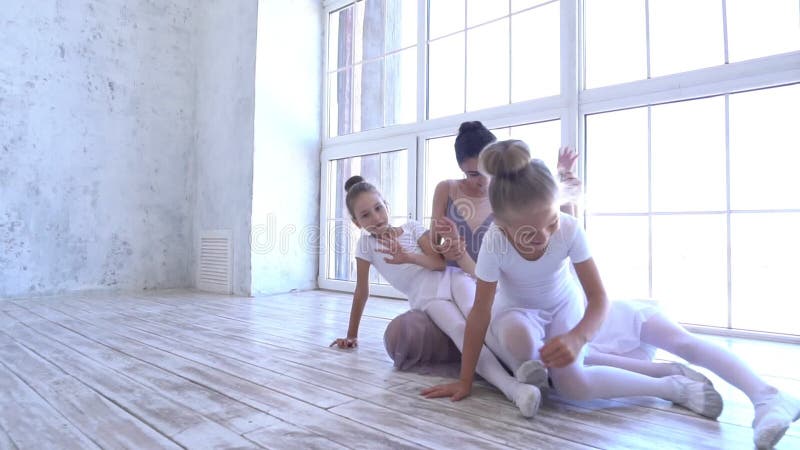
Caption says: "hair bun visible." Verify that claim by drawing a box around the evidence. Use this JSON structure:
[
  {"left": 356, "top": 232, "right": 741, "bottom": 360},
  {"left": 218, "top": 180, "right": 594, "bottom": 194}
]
[
  {"left": 344, "top": 175, "right": 365, "bottom": 192},
  {"left": 479, "top": 140, "right": 531, "bottom": 178},
  {"left": 458, "top": 121, "right": 486, "bottom": 134}
]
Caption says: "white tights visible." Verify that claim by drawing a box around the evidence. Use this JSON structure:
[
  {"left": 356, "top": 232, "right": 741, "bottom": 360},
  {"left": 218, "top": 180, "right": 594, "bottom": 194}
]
[
  {"left": 422, "top": 272, "right": 523, "bottom": 401},
  {"left": 586, "top": 313, "right": 775, "bottom": 404},
  {"left": 485, "top": 309, "right": 689, "bottom": 402}
]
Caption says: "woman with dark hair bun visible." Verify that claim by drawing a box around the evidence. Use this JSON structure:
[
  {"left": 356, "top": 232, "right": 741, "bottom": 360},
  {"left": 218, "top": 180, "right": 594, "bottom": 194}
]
[{"left": 384, "top": 120, "right": 581, "bottom": 374}]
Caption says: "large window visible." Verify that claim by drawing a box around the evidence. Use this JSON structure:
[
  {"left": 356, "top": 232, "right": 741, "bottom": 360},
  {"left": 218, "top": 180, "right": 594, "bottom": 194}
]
[
  {"left": 585, "top": 84, "right": 800, "bottom": 335},
  {"left": 327, "top": 0, "right": 419, "bottom": 136},
  {"left": 428, "top": 0, "right": 560, "bottom": 118},
  {"left": 584, "top": 0, "right": 800, "bottom": 88},
  {"left": 320, "top": 0, "right": 800, "bottom": 338}
]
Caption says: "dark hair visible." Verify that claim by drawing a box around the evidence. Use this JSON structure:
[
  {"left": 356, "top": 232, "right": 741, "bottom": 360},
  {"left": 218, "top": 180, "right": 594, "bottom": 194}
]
[
  {"left": 343, "top": 175, "right": 381, "bottom": 219},
  {"left": 479, "top": 139, "right": 558, "bottom": 221},
  {"left": 454, "top": 121, "right": 497, "bottom": 166}
]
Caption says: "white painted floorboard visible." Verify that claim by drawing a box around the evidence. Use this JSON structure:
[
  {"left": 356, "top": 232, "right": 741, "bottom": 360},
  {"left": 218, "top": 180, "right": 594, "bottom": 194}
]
[{"left": 0, "top": 289, "right": 798, "bottom": 449}]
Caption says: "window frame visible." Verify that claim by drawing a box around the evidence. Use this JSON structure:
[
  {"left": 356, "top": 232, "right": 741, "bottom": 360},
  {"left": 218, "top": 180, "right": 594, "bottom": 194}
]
[
  {"left": 320, "top": 0, "right": 800, "bottom": 342},
  {"left": 318, "top": 134, "right": 417, "bottom": 298}
]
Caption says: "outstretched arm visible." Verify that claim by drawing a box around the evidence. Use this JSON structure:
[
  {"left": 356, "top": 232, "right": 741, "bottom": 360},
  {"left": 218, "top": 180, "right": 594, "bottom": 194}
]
[{"left": 330, "top": 258, "right": 371, "bottom": 349}]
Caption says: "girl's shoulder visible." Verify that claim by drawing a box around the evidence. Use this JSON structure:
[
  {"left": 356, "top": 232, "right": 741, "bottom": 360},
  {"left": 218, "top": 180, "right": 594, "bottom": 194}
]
[
  {"left": 558, "top": 212, "right": 578, "bottom": 231},
  {"left": 481, "top": 223, "right": 510, "bottom": 250},
  {"left": 553, "top": 212, "right": 582, "bottom": 246}
]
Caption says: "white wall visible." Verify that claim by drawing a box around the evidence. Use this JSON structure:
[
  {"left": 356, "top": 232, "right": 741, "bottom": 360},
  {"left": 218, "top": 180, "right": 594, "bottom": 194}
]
[
  {"left": 0, "top": 0, "right": 196, "bottom": 297},
  {"left": 251, "top": 0, "right": 322, "bottom": 295},
  {"left": 0, "top": 0, "right": 321, "bottom": 298},
  {"left": 193, "top": 0, "right": 260, "bottom": 296}
]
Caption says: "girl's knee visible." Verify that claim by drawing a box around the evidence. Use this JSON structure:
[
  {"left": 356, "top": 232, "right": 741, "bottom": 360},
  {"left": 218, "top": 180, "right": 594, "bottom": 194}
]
[{"left": 550, "top": 372, "right": 593, "bottom": 401}]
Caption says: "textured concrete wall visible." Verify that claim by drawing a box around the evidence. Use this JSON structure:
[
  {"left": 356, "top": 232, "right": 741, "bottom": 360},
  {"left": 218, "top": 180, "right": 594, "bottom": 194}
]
[
  {"left": 251, "top": 0, "right": 322, "bottom": 295},
  {"left": 0, "top": 0, "right": 196, "bottom": 297},
  {"left": 193, "top": 0, "right": 259, "bottom": 296}
]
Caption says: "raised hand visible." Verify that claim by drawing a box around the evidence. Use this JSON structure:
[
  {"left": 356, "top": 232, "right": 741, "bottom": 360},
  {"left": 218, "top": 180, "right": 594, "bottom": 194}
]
[{"left": 557, "top": 146, "right": 578, "bottom": 175}]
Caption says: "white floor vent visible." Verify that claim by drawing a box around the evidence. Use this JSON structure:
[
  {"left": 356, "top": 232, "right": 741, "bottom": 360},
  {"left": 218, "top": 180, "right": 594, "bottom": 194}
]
[{"left": 197, "top": 230, "right": 233, "bottom": 294}]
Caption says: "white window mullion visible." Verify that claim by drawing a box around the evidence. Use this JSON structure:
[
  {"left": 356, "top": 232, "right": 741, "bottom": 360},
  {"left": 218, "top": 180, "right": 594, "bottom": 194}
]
[
  {"left": 508, "top": 0, "right": 513, "bottom": 106},
  {"left": 560, "top": 0, "right": 579, "bottom": 149},
  {"left": 647, "top": 105, "right": 654, "bottom": 298},
  {"left": 318, "top": 157, "right": 331, "bottom": 287},
  {"left": 417, "top": 0, "right": 427, "bottom": 123},
  {"left": 416, "top": 135, "right": 426, "bottom": 222},
  {"left": 407, "top": 137, "right": 418, "bottom": 222},
  {"left": 463, "top": 0, "right": 468, "bottom": 114},
  {"left": 645, "top": 0, "right": 651, "bottom": 79},
  {"left": 722, "top": 0, "right": 730, "bottom": 64},
  {"left": 724, "top": 94, "right": 733, "bottom": 329}
]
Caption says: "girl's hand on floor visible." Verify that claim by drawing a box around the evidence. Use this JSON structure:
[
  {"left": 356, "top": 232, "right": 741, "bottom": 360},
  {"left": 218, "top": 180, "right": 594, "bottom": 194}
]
[
  {"left": 420, "top": 381, "right": 472, "bottom": 401},
  {"left": 540, "top": 332, "right": 585, "bottom": 368},
  {"left": 329, "top": 337, "right": 358, "bottom": 349}
]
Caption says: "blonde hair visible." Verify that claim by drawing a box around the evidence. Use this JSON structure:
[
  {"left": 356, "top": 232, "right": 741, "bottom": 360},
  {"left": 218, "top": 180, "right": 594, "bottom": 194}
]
[{"left": 478, "top": 139, "right": 558, "bottom": 220}]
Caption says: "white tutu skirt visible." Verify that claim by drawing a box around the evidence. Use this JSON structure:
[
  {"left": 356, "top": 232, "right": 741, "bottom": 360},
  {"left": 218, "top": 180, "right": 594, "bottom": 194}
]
[{"left": 588, "top": 299, "right": 661, "bottom": 360}]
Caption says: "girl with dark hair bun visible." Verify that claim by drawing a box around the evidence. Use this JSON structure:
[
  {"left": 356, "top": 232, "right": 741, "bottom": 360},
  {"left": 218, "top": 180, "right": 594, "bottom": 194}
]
[{"left": 383, "top": 121, "right": 581, "bottom": 374}]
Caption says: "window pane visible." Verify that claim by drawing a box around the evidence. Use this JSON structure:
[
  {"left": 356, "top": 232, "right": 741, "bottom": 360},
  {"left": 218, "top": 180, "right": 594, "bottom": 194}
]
[
  {"left": 329, "top": 69, "right": 353, "bottom": 137},
  {"left": 585, "top": 215, "right": 650, "bottom": 300},
  {"left": 352, "top": 63, "right": 363, "bottom": 132},
  {"left": 384, "top": 48, "right": 417, "bottom": 126},
  {"left": 731, "top": 213, "right": 800, "bottom": 336},
  {"left": 327, "top": 219, "right": 359, "bottom": 281},
  {"left": 507, "top": 120, "right": 561, "bottom": 172},
  {"left": 359, "top": 59, "right": 383, "bottom": 131},
  {"left": 429, "top": 0, "right": 465, "bottom": 39},
  {"left": 423, "top": 135, "right": 460, "bottom": 221},
  {"left": 329, "top": 6, "right": 354, "bottom": 70},
  {"left": 726, "top": 0, "right": 800, "bottom": 63},
  {"left": 327, "top": 151, "right": 408, "bottom": 281},
  {"left": 385, "top": 0, "right": 418, "bottom": 52},
  {"left": 512, "top": 0, "right": 553, "bottom": 13},
  {"left": 652, "top": 215, "right": 728, "bottom": 327},
  {"left": 466, "top": 20, "right": 509, "bottom": 111},
  {"left": 511, "top": 3, "right": 560, "bottom": 102},
  {"left": 467, "top": 0, "right": 509, "bottom": 27},
  {"left": 729, "top": 84, "right": 800, "bottom": 210},
  {"left": 584, "top": 0, "right": 646, "bottom": 88},
  {"left": 649, "top": 0, "right": 724, "bottom": 77},
  {"left": 354, "top": 1, "right": 365, "bottom": 63},
  {"left": 651, "top": 97, "right": 726, "bottom": 212},
  {"left": 428, "top": 33, "right": 466, "bottom": 119},
  {"left": 585, "top": 108, "right": 649, "bottom": 213}
]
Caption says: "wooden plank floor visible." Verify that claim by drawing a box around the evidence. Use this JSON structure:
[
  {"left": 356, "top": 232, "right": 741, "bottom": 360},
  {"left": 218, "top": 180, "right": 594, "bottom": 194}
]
[{"left": 0, "top": 289, "right": 798, "bottom": 449}]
